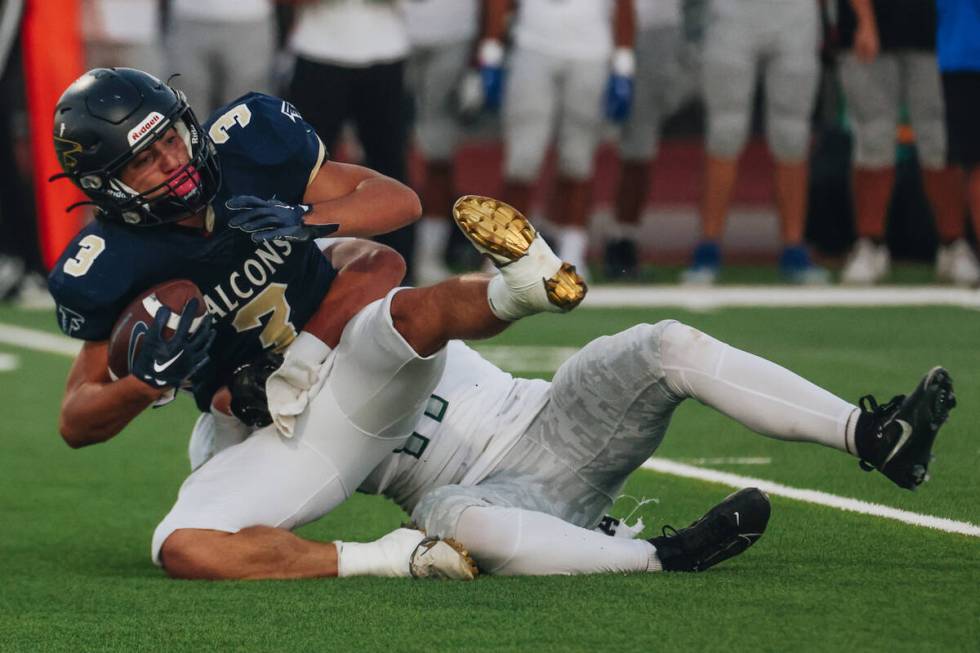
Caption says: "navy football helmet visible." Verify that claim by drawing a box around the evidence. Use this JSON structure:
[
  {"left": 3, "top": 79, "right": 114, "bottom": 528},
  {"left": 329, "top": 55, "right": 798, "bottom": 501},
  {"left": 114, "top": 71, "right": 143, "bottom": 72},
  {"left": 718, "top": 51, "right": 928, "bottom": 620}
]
[{"left": 52, "top": 68, "right": 221, "bottom": 226}]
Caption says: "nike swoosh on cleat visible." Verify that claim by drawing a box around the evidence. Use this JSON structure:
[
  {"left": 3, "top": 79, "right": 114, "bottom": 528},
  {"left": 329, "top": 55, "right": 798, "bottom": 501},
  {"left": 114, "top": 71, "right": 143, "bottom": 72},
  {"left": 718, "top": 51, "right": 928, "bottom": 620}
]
[
  {"left": 884, "top": 419, "right": 914, "bottom": 466},
  {"left": 153, "top": 351, "right": 183, "bottom": 373}
]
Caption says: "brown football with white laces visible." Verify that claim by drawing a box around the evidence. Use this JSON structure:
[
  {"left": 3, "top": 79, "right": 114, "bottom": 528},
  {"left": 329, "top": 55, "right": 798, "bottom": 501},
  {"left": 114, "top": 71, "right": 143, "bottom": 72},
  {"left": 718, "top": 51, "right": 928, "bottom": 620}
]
[{"left": 107, "top": 279, "right": 206, "bottom": 380}]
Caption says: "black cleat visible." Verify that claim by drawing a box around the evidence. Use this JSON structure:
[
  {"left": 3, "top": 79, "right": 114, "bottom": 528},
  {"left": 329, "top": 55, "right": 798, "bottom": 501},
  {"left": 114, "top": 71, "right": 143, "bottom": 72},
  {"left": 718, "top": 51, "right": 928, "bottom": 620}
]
[
  {"left": 856, "top": 366, "right": 956, "bottom": 490},
  {"left": 649, "top": 488, "right": 770, "bottom": 572}
]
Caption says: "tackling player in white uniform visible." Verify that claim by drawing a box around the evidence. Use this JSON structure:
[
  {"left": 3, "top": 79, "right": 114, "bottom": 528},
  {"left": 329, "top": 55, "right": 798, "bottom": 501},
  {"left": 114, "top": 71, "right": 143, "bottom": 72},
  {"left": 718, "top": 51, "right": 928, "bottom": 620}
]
[{"left": 166, "top": 254, "right": 955, "bottom": 578}]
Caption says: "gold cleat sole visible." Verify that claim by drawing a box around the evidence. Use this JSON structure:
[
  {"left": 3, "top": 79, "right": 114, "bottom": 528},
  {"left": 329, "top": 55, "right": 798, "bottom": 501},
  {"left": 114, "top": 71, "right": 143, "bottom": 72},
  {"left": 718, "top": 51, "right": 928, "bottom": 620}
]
[
  {"left": 452, "top": 195, "right": 537, "bottom": 264},
  {"left": 443, "top": 538, "right": 480, "bottom": 581},
  {"left": 546, "top": 262, "right": 587, "bottom": 311}
]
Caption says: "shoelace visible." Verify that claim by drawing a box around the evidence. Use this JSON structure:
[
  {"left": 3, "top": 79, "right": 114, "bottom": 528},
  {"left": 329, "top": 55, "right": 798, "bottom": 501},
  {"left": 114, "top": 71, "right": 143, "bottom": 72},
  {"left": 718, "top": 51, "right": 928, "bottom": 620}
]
[{"left": 857, "top": 393, "right": 905, "bottom": 471}]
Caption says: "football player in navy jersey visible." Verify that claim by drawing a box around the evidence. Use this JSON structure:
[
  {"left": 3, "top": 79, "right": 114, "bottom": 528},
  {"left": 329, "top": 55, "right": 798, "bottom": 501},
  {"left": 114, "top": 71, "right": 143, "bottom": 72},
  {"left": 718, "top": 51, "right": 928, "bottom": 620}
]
[{"left": 47, "top": 68, "right": 586, "bottom": 579}]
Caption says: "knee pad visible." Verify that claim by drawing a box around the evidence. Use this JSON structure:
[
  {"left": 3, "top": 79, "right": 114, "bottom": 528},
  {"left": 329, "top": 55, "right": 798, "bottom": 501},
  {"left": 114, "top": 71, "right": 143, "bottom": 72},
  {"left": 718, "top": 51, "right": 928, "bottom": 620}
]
[
  {"left": 851, "top": 118, "right": 897, "bottom": 168},
  {"left": 411, "top": 485, "right": 489, "bottom": 539},
  {"left": 556, "top": 147, "right": 596, "bottom": 180},
  {"left": 658, "top": 321, "right": 728, "bottom": 398},
  {"left": 707, "top": 112, "right": 749, "bottom": 158},
  {"left": 505, "top": 136, "right": 548, "bottom": 182},
  {"left": 417, "top": 119, "right": 457, "bottom": 162},
  {"left": 767, "top": 116, "right": 811, "bottom": 162},
  {"left": 619, "top": 126, "right": 659, "bottom": 162},
  {"left": 912, "top": 122, "right": 947, "bottom": 170}
]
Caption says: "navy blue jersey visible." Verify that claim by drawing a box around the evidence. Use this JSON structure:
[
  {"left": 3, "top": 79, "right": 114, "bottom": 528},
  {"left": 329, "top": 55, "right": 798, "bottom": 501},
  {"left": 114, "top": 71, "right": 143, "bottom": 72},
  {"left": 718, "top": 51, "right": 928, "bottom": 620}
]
[{"left": 48, "top": 93, "right": 337, "bottom": 409}]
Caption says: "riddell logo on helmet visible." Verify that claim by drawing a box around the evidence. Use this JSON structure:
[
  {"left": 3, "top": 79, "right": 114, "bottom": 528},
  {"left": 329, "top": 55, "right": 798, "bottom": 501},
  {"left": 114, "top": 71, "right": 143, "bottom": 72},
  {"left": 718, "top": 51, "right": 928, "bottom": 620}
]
[{"left": 128, "top": 112, "right": 164, "bottom": 146}]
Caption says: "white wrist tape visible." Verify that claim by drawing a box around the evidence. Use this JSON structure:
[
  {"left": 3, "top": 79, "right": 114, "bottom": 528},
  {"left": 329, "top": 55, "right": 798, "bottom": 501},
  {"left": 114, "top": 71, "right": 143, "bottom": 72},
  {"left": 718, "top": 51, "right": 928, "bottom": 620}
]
[
  {"left": 288, "top": 331, "right": 331, "bottom": 364},
  {"left": 611, "top": 47, "right": 636, "bottom": 77},
  {"left": 479, "top": 39, "right": 504, "bottom": 67},
  {"left": 267, "top": 331, "right": 333, "bottom": 438}
]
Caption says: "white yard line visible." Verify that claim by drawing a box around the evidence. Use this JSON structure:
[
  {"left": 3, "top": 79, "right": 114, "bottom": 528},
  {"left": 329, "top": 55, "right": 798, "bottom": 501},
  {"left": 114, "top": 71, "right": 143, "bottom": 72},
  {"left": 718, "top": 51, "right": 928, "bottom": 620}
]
[
  {"left": 681, "top": 457, "right": 772, "bottom": 466},
  {"left": 3, "top": 320, "right": 977, "bottom": 538},
  {"left": 642, "top": 457, "right": 980, "bottom": 538},
  {"left": 0, "top": 323, "right": 81, "bottom": 356}
]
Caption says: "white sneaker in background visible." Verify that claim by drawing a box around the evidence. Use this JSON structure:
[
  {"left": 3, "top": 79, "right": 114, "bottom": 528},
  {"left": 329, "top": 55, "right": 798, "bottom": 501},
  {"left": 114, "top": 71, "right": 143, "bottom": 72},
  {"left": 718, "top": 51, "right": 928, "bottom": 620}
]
[
  {"left": 0, "top": 255, "right": 25, "bottom": 300},
  {"left": 840, "top": 238, "right": 890, "bottom": 285},
  {"left": 936, "top": 239, "right": 980, "bottom": 287},
  {"left": 413, "top": 217, "right": 453, "bottom": 285},
  {"left": 14, "top": 273, "right": 54, "bottom": 310},
  {"left": 557, "top": 226, "right": 591, "bottom": 283}
]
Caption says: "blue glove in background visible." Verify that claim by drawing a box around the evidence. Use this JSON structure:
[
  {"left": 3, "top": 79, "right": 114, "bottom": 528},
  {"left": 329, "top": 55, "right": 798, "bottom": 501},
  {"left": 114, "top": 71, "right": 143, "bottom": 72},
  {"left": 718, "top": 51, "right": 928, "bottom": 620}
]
[
  {"left": 226, "top": 195, "right": 339, "bottom": 243},
  {"left": 131, "top": 298, "right": 215, "bottom": 389},
  {"left": 481, "top": 65, "right": 505, "bottom": 112},
  {"left": 605, "top": 73, "right": 634, "bottom": 123}
]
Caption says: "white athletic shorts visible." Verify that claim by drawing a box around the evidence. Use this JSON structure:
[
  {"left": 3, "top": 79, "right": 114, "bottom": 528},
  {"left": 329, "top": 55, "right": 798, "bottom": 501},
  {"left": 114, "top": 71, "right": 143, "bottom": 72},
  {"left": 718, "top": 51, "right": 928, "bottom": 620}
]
[{"left": 151, "top": 289, "right": 446, "bottom": 564}]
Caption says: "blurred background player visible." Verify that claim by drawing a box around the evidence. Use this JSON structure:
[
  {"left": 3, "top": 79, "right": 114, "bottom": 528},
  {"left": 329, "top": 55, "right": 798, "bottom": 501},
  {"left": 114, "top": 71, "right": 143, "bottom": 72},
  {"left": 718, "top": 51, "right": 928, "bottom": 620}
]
[
  {"left": 937, "top": 0, "right": 980, "bottom": 284},
  {"left": 481, "top": 0, "right": 636, "bottom": 279},
  {"left": 402, "top": 0, "right": 481, "bottom": 285},
  {"left": 606, "top": 0, "right": 693, "bottom": 280},
  {"left": 837, "top": 0, "right": 977, "bottom": 286},
  {"left": 0, "top": 0, "right": 47, "bottom": 307},
  {"left": 82, "top": 0, "right": 164, "bottom": 76},
  {"left": 686, "top": 0, "right": 827, "bottom": 285},
  {"left": 167, "top": 0, "right": 275, "bottom": 116},
  {"left": 286, "top": 0, "right": 415, "bottom": 278}
]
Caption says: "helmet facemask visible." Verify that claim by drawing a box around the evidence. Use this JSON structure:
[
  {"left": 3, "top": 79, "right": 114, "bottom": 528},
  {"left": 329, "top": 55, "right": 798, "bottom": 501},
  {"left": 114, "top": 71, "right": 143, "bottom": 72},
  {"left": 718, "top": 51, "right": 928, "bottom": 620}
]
[
  {"left": 97, "top": 113, "right": 221, "bottom": 226},
  {"left": 53, "top": 69, "right": 222, "bottom": 227}
]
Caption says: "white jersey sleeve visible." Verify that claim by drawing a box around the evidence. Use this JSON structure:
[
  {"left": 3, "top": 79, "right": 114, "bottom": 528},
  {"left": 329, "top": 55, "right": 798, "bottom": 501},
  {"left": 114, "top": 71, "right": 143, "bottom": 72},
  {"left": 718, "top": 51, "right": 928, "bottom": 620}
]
[{"left": 359, "top": 341, "right": 550, "bottom": 514}]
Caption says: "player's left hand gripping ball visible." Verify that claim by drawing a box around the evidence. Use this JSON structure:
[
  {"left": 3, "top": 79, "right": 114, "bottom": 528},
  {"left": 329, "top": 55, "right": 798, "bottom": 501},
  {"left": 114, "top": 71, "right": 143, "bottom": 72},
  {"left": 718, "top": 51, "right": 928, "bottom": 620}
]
[
  {"left": 226, "top": 195, "right": 339, "bottom": 243},
  {"left": 131, "top": 298, "right": 216, "bottom": 389}
]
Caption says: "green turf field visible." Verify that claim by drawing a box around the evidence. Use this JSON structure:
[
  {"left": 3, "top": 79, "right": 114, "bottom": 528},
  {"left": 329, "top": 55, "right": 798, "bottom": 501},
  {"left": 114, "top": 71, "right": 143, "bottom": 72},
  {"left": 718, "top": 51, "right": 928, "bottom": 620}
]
[{"left": 1, "top": 304, "right": 978, "bottom": 652}]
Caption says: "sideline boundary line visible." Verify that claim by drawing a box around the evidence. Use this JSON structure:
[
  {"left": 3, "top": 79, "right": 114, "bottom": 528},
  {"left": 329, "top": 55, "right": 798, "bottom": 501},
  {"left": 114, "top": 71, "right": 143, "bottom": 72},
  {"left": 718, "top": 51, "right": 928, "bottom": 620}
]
[
  {"left": 4, "top": 320, "right": 976, "bottom": 538},
  {"left": 584, "top": 285, "right": 980, "bottom": 309},
  {"left": 642, "top": 458, "right": 980, "bottom": 537}
]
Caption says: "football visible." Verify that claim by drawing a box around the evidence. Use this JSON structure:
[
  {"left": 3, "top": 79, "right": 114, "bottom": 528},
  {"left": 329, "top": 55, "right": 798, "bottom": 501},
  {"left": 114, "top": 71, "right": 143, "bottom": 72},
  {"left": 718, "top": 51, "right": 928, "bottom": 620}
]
[{"left": 107, "top": 279, "right": 207, "bottom": 381}]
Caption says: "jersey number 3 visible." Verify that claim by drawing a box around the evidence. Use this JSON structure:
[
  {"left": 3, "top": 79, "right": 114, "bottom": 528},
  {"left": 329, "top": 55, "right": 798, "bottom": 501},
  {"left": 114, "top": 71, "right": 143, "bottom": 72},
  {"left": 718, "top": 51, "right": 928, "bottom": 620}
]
[
  {"left": 208, "top": 104, "right": 252, "bottom": 144},
  {"left": 63, "top": 234, "right": 106, "bottom": 277},
  {"left": 232, "top": 283, "right": 298, "bottom": 351}
]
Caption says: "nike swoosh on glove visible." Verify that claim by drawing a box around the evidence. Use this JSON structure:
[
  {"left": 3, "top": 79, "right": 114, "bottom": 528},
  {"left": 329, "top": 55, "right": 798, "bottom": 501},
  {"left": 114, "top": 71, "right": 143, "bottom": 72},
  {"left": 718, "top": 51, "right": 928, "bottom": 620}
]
[
  {"left": 131, "top": 297, "right": 215, "bottom": 389},
  {"left": 265, "top": 332, "right": 332, "bottom": 438},
  {"left": 226, "top": 195, "right": 340, "bottom": 243}
]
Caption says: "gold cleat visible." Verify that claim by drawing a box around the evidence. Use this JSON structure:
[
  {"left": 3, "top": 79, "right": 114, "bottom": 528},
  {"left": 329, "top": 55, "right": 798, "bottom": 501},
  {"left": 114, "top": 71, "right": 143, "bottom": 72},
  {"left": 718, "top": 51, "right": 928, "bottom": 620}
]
[
  {"left": 452, "top": 194, "right": 587, "bottom": 315},
  {"left": 545, "top": 262, "right": 587, "bottom": 311},
  {"left": 452, "top": 195, "right": 537, "bottom": 265},
  {"left": 409, "top": 536, "right": 480, "bottom": 581}
]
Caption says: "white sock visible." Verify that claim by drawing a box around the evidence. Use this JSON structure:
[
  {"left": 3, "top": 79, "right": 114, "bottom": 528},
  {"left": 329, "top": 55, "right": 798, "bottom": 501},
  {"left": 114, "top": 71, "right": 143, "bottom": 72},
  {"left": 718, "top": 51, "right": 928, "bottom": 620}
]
[
  {"left": 611, "top": 222, "right": 640, "bottom": 242},
  {"left": 455, "top": 506, "right": 657, "bottom": 576},
  {"left": 558, "top": 227, "right": 588, "bottom": 269},
  {"left": 415, "top": 217, "right": 451, "bottom": 262},
  {"left": 485, "top": 237, "right": 564, "bottom": 321},
  {"left": 660, "top": 322, "right": 858, "bottom": 454},
  {"left": 335, "top": 528, "right": 425, "bottom": 578}
]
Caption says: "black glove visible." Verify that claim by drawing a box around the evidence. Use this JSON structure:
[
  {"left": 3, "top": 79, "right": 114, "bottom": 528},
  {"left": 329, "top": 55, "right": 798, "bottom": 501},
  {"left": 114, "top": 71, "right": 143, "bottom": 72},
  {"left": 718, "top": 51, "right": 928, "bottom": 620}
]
[
  {"left": 131, "top": 298, "right": 215, "bottom": 389},
  {"left": 228, "top": 350, "right": 284, "bottom": 427},
  {"left": 225, "top": 195, "right": 339, "bottom": 243}
]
